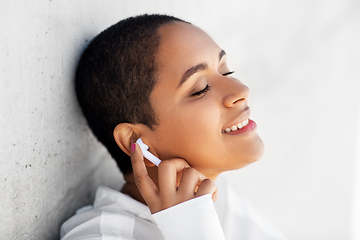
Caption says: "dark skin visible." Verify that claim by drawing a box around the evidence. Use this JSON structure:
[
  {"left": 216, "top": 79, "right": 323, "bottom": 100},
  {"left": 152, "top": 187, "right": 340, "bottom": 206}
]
[
  {"left": 120, "top": 133, "right": 148, "bottom": 205},
  {"left": 117, "top": 132, "right": 217, "bottom": 214},
  {"left": 114, "top": 22, "right": 263, "bottom": 214},
  {"left": 121, "top": 173, "right": 147, "bottom": 205},
  {"left": 120, "top": 133, "right": 214, "bottom": 211},
  {"left": 120, "top": 131, "right": 161, "bottom": 206}
]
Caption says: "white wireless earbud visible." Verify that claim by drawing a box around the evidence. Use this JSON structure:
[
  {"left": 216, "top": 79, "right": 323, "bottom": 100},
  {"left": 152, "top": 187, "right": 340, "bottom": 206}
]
[{"left": 135, "top": 138, "right": 161, "bottom": 166}]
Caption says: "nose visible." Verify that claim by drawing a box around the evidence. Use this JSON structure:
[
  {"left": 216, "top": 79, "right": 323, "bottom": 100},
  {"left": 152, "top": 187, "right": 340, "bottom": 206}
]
[{"left": 222, "top": 79, "right": 250, "bottom": 108}]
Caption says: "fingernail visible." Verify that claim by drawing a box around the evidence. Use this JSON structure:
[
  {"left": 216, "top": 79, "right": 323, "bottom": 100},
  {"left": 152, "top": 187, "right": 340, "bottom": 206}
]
[{"left": 131, "top": 143, "right": 136, "bottom": 153}]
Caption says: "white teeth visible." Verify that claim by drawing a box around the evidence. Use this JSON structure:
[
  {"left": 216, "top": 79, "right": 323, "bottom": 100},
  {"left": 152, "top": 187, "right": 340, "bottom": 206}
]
[
  {"left": 222, "top": 119, "right": 250, "bottom": 133},
  {"left": 242, "top": 119, "right": 249, "bottom": 126}
]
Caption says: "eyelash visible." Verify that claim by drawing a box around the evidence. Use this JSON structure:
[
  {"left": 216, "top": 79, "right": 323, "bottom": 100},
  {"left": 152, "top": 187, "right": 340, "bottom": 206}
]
[
  {"left": 222, "top": 71, "right": 235, "bottom": 76},
  {"left": 191, "top": 84, "right": 210, "bottom": 97},
  {"left": 190, "top": 71, "right": 234, "bottom": 97}
]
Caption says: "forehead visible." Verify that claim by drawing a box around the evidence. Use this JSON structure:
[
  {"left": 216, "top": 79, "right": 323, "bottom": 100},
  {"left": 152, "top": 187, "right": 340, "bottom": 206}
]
[{"left": 155, "top": 21, "right": 221, "bottom": 79}]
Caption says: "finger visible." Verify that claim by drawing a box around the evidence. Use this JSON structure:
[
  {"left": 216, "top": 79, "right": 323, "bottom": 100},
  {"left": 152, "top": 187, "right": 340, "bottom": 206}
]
[
  {"left": 195, "top": 178, "right": 218, "bottom": 202},
  {"left": 177, "top": 167, "right": 207, "bottom": 198},
  {"left": 131, "top": 143, "right": 159, "bottom": 207},
  {"left": 157, "top": 159, "right": 189, "bottom": 202}
]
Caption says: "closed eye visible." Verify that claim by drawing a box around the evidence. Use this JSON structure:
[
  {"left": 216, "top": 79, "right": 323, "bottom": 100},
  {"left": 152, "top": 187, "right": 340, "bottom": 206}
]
[
  {"left": 222, "top": 71, "right": 234, "bottom": 76},
  {"left": 191, "top": 84, "right": 210, "bottom": 97},
  {"left": 190, "top": 71, "right": 234, "bottom": 97}
]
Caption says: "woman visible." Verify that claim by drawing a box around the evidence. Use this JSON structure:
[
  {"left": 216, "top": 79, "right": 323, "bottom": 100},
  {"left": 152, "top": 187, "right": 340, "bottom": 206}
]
[{"left": 61, "top": 14, "right": 285, "bottom": 240}]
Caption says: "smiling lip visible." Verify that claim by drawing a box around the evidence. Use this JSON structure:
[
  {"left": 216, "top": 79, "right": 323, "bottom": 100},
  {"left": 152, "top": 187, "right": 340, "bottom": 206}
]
[
  {"left": 222, "top": 107, "right": 250, "bottom": 130},
  {"left": 224, "top": 119, "right": 257, "bottom": 135},
  {"left": 221, "top": 107, "right": 257, "bottom": 135}
]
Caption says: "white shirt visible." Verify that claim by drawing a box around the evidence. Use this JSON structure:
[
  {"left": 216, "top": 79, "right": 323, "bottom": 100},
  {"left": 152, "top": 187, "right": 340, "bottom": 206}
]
[{"left": 60, "top": 176, "right": 286, "bottom": 240}]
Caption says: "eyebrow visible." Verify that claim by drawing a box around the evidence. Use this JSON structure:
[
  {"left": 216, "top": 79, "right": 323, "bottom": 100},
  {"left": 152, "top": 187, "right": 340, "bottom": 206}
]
[{"left": 177, "top": 49, "right": 226, "bottom": 89}]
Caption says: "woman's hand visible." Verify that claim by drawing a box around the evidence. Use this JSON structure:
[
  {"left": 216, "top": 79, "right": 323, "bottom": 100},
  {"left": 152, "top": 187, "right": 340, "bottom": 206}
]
[{"left": 131, "top": 142, "right": 218, "bottom": 214}]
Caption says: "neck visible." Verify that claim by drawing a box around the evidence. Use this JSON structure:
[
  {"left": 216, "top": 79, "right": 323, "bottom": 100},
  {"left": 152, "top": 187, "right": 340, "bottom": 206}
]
[
  {"left": 121, "top": 173, "right": 147, "bottom": 205},
  {"left": 120, "top": 165, "right": 160, "bottom": 206}
]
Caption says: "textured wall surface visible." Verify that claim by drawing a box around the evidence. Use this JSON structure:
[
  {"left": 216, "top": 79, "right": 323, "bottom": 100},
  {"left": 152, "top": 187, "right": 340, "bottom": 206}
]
[{"left": 1, "top": 1, "right": 359, "bottom": 239}]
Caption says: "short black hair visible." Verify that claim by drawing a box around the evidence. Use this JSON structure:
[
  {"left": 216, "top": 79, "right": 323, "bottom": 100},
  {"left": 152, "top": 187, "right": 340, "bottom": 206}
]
[{"left": 75, "top": 14, "right": 186, "bottom": 174}]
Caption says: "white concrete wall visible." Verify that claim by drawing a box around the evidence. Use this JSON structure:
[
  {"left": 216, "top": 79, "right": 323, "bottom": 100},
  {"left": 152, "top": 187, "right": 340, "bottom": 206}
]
[{"left": 1, "top": 1, "right": 359, "bottom": 239}]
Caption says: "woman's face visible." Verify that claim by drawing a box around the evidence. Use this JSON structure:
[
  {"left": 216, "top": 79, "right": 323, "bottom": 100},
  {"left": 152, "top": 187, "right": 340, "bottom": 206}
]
[{"left": 145, "top": 21, "right": 264, "bottom": 179}]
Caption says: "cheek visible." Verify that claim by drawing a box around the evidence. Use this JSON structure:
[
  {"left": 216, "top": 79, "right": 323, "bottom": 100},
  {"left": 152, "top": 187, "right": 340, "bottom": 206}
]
[
  {"left": 177, "top": 102, "right": 221, "bottom": 140},
  {"left": 155, "top": 103, "right": 221, "bottom": 160}
]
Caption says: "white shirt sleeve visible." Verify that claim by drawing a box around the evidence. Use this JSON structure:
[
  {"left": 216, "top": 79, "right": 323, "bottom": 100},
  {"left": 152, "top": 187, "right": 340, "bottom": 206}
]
[{"left": 152, "top": 194, "right": 226, "bottom": 240}]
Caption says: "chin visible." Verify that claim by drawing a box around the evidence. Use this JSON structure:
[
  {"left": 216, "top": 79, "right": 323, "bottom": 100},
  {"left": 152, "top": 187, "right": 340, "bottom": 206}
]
[{"left": 243, "top": 138, "right": 265, "bottom": 166}]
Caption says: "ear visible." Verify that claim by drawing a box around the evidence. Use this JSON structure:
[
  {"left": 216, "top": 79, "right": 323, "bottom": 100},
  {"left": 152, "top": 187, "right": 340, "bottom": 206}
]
[
  {"left": 113, "top": 123, "right": 136, "bottom": 157},
  {"left": 113, "top": 123, "right": 156, "bottom": 167}
]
